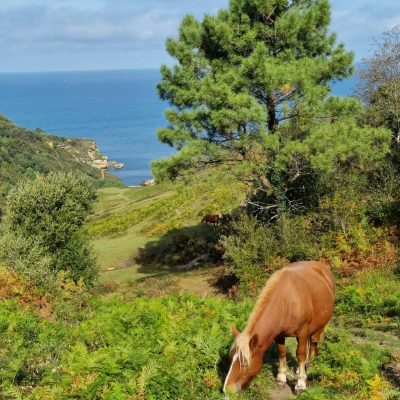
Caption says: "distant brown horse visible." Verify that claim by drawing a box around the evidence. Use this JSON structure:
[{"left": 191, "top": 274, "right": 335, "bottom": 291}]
[
  {"left": 201, "top": 214, "right": 222, "bottom": 226},
  {"left": 223, "top": 261, "right": 335, "bottom": 394}
]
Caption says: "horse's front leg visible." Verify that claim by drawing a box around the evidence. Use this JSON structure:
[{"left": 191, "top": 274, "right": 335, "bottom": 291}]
[
  {"left": 295, "top": 335, "right": 308, "bottom": 392},
  {"left": 275, "top": 335, "right": 287, "bottom": 384}
]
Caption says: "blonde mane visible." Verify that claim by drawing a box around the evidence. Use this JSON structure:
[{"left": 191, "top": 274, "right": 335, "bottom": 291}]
[{"left": 232, "top": 268, "right": 287, "bottom": 367}]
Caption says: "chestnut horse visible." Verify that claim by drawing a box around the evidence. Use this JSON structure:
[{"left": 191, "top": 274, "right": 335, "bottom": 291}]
[
  {"left": 201, "top": 214, "right": 222, "bottom": 226},
  {"left": 223, "top": 261, "right": 335, "bottom": 393}
]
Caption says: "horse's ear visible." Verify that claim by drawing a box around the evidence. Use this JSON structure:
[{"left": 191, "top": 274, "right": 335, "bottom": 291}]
[
  {"left": 231, "top": 325, "right": 240, "bottom": 337},
  {"left": 249, "top": 334, "right": 259, "bottom": 349}
]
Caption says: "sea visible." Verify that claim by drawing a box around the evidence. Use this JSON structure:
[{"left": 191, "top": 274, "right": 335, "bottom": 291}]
[{"left": 0, "top": 69, "right": 356, "bottom": 186}]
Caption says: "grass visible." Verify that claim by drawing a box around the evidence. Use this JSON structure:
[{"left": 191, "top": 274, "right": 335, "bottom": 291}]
[
  {"left": 93, "top": 229, "right": 148, "bottom": 272},
  {"left": 89, "top": 165, "right": 247, "bottom": 239},
  {"left": 90, "top": 166, "right": 248, "bottom": 285}
]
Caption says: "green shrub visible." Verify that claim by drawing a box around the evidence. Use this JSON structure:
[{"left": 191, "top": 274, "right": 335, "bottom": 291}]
[
  {"left": 300, "top": 330, "right": 393, "bottom": 400},
  {"left": 221, "top": 213, "right": 318, "bottom": 297},
  {"left": 0, "top": 172, "right": 97, "bottom": 287},
  {"left": 335, "top": 270, "right": 400, "bottom": 320},
  {"left": 0, "top": 233, "right": 55, "bottom": 290}
]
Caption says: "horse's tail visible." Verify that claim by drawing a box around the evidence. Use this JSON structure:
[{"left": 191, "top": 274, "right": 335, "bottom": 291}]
[{"left": 306, "top": 337, "right": 311, "bottom": 370}]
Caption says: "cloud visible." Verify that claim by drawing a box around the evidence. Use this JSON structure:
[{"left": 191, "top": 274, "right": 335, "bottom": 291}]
[
  {"left": 0, "top": 0, "right": 399, "bottom": 72},
  {"left": 330, "top": 0, "right": 400, "bottom": 60},
  {"left": 1, "top": 0, "right": 227, "bottom": 50},
  {"left": 0, "top": 0, "right": 227, "bottom": 71}
]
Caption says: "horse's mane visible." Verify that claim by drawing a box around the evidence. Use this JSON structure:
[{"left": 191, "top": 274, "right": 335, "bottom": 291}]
[{"left": 232, "top": 268, "right": 287, "bottom": 367}]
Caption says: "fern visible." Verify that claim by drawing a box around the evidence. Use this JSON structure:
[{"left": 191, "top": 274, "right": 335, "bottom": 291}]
[
  {"left": 133, "top": 360, "right": 158, "bottom": 400},
  {"left": 1, "top": 386, "right": 24, "bottom": 400}
]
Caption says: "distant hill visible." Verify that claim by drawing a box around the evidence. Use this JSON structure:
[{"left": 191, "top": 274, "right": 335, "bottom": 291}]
[{"left": 0, "top": 114, "right": 121, "bottom": 207}]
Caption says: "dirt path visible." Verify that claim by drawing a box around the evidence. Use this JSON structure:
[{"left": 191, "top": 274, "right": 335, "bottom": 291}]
[{"left": 268, "top": 384, "right": 294, "bottom": 400}]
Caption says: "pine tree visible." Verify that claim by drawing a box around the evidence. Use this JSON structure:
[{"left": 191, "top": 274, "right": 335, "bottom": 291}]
[{"left": 155, "top": 0, "right": 354, "bottom": 179}]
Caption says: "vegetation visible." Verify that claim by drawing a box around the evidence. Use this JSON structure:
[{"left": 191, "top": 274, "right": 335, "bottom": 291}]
[
  {"left": 0, "top": 115, "right": 120, "bottom": 209},
  {"left": 153, "top": 0, "right": 398, "bottom": 299},
  {"left": 0, "top": 173, "right": 98, "bottom": 288},
  {"left": 0, "top": 266, "right": 398, "bottom": 400},
  {"left": 155, "top": 0, "right": 354, "bottom": 181},
  {"left": 0, "top": 1, "right": 399, "bottom": 399},
  {"left": 89, "top": 165, "right": 246, "bottom": 239},
  {"left": 357, "top": 26, "right": 400, "bottom": 142}
]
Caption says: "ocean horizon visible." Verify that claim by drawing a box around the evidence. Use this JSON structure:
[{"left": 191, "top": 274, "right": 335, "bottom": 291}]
[{"left": 0, "top": 69, "right": 356, "bottom": 186}]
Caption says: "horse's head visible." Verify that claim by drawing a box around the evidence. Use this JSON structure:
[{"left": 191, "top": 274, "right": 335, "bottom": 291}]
[{"left": 223, "top": 326, "right": 263, "bottom": 393}]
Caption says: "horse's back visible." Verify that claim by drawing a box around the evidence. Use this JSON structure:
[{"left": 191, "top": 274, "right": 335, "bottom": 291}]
[
  {"left": 279, "top": 261, "right": 335, "bottom": 335},
  {"left": 286, "top": 261, "right": 335, "bottom": 293}
]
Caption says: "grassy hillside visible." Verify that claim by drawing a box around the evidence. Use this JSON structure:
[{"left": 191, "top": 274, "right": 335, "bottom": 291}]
[
  {"left": 0, "top": 122, "right": 398, "bottom": 399},
  {"left": 88, "top": 165, "right": 248, "bottom": 286},
  {"left": 0, "top": 114, "right": 120, "bottom": 206},
  {"left": 0, "top": 160, "right": 398, "bottom": 399}
]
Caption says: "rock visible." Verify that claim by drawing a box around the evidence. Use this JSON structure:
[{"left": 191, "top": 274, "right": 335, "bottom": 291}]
[
  {"left": 142, "top": 178, "right": 156, "bottom": 186},
  {"left": 107, "top": 160, "right": 124, "bottom": 169},
  {"left": 56, "top": 137, "right": 123, "bottom": 173},
  {"left": 92, "top": 158, "right": 108, "bottom": 169}
]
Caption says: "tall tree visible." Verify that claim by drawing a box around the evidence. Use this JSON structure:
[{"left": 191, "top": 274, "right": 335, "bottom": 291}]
[
  {"left": 357, "top": 25, "right": 400, "bottom": 143},
  {"left": 155, "top": 0, "right": 354, "bottom": 179}
]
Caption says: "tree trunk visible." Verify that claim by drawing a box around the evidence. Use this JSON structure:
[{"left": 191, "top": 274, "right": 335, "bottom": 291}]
[{"left": 267, "top": 94, "right": 278, "bottom": 132}]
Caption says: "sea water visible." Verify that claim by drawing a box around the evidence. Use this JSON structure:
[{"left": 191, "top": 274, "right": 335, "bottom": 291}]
[{"left": 0, "top": 69, "right": 356, "bottom": 186}]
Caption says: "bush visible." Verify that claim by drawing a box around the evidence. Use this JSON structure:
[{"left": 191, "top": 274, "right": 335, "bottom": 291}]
[
  {"left": 335, "top": 269, "right": 400, "bottom": 320},
  {"left": 0, "top": 172, "right": 97, "bottom": 287},
  {"left": 221, "top": 213, "right": 318, "bottom": 297},
  {"left": 299, "top": 331, "right": 392, "bottom": 400},
  {"left": 0, "top": 232, "right": 55, "bottom": 290}
]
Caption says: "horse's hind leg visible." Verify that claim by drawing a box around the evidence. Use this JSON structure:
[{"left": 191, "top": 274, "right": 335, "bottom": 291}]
[
  {"left": 295, "top": 335, "right": 308, "bottom": 392},
  {"left": 275, "top": 335, "right": 287, "bottom": 384}
]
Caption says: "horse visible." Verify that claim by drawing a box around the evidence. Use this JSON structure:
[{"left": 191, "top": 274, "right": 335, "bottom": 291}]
[
  {"left": 201, "top": 214, "right": 222, "bottom": 226},
  {"left": 223, "top": 261, "right": 335, "bottom": 394}
]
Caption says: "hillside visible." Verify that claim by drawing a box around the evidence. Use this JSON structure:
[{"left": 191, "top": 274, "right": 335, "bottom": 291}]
[
  {"left": 1, "top": 170, "right": 399, "bottom": 399},
  {"left": 0, "top": 114, "right": 121, "bottom": 206},
  {"left": 88, "top": 165, "right": 248, "bottom": 290}
]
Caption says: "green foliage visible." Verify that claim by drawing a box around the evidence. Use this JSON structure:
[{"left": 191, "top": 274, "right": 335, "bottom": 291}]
[
  {"left": 335, "top": 269, "right": 400, "bottom": 320},
  {"left": 0, "top": 233, "right": 55, "bottom": 289},
  {"left": 306, "top": 122, "right": 391, "bottom": 178},
  {"left": 89, "top": 166, "right": 247, "bottom": 239},
  {"left": 152, "top": 141, "right": 223, "bottom": 181},
  {"left": 222, "top": 213, "right": 317, "bottom": 296},
  {"left": 0, "top": 282, "right": 396, "bottom": 400},
  {"left": 156, "top": 0, "right": 354, "bottom": 178},
  {"left": 300, "top": 332, "right": 392, "bottom": 400},
  {"left": 0, "top": 294, "right": 250, "bottom": 399},
  {"left": 0, "top": 173, "right": 98, "bottom": 287},
  {"left": 0, "top": 116, "right": 117, "bottom": 210}
]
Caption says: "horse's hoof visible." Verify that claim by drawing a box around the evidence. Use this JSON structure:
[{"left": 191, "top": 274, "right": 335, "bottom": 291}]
[
  {"left": 294, "top": 381, "right": 307, "bottom": 394},
  {"left": 276, "top": 372, "right": 287, "bottom": 386}
]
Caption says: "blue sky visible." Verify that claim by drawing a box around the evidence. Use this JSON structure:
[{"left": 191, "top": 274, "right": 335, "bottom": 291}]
[{"left": 1, "top": 0, "right": 399, "bottom": 73}]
